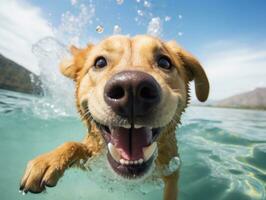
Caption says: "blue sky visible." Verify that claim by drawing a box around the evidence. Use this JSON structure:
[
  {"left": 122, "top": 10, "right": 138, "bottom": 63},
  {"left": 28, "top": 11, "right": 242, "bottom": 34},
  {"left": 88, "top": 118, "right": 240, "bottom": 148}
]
[
  {"left": 0, "top": 0, "right": 266, "bottom": 100},
  {"left": 27, "top": 0, "right": 266, "bottom": 52}
]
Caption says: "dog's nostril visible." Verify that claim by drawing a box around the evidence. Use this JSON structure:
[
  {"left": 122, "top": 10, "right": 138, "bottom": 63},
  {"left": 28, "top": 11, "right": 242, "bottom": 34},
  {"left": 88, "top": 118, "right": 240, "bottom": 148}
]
[
  {"left": 108, "top": 86, "right": 125, "bottom": 99},
  {"left": 139, "top": 86, "right": 158, "bottom": 100}
]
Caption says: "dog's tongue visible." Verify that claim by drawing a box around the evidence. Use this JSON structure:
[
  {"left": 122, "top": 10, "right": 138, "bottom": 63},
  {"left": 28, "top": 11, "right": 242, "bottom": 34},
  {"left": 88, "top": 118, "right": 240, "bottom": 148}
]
[{"left": 111, "top": 127, "right": 152, "bottom": 160}]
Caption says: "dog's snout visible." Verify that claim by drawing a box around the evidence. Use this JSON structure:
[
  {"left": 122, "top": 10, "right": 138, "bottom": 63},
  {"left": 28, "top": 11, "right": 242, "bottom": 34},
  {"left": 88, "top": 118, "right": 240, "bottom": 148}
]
[{"left": 104, "top": 71, "right": 161, "bottom": 119}]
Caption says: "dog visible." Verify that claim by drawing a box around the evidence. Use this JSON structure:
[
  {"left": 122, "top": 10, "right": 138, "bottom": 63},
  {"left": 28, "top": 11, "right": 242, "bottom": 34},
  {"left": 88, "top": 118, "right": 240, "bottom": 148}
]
[{"left": 19, "top": 35, "right": 209, "bottom": 200}]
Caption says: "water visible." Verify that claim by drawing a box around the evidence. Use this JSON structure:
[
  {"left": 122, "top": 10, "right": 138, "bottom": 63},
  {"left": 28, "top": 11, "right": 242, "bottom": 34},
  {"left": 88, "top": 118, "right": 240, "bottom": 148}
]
[{"left": 0, "top": 89, "right": 265, "bottom": 200}]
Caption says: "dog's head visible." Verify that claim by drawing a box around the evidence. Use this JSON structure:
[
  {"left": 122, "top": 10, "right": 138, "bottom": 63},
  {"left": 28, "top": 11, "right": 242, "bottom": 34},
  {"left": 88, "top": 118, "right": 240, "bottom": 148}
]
[{"left": 60, "top": 35, "right": 209, "bottom": 179}]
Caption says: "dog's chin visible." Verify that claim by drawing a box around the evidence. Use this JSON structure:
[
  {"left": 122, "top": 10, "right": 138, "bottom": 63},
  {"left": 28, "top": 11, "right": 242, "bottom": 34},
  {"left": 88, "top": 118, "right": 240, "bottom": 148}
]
[{"left": 94, "top": 121, "right": 161, "bottom": 179}]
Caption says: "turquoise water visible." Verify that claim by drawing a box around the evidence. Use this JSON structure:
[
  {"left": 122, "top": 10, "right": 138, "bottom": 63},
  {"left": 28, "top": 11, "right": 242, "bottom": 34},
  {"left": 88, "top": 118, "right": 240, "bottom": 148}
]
[{"left": 0, "top": 89, "right": 266, "bottom": 200}]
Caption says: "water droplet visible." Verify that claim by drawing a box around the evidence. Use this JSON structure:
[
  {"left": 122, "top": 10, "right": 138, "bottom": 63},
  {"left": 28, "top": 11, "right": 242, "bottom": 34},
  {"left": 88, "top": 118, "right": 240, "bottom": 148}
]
[
  {"left": 168, "top": 156, "right": 181, "bottom": 173},
  {"left": 178, "top": 14, "right": 182, "bottom": 19},
  {"left": 147, "top": 17, "right": 162, "bottom": 37},
  {"left": 136, "top": 0, "right": 141, "bottom": 3},
  {"left": 143, "top": 0, "right": 151, "bottom": 8},
  {"left": 116, "top": 0, "right": 124, "bottom": 5},
  {"left": 178, "top": 32, "right": 183, "bottom": 36},
  {"left": 137, "top": 10, "right": 144, "bottom": 16},
  {"left": 96, "top": 25, "right": 104, "bottom": 33},
  {"left": 113, "top": 25, "right": 122, "bottom": 34},
  {"left": 80, "top": 159, "right": 84, "bottom": 165},
  {"left": 71, "top": 0, "right": 78, "bottom": 5},
  {"left": 164, "top": 16, "right": 171, "bottom": 22}
]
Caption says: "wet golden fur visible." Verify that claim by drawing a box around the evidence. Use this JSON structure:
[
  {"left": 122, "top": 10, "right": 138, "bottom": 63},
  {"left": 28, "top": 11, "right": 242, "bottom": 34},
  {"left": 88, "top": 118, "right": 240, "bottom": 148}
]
[{"left": 20, "top": 35, "right": 209, "bottom": 200}]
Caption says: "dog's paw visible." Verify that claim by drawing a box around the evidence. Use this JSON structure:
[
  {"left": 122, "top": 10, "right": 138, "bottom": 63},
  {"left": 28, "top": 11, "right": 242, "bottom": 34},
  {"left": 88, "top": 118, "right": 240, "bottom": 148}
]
[{"left": 19, "top": 153, "right": 65, "bottom": 194}]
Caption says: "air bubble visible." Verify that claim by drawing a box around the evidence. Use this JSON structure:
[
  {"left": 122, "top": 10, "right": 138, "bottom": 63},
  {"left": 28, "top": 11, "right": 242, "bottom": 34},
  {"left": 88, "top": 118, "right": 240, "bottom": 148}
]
[{"left": 96, "top": 25, "right": 104, "bottom": 33}]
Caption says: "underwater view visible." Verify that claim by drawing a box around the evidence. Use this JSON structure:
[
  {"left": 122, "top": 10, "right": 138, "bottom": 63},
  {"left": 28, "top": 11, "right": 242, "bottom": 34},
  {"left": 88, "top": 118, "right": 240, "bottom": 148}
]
[{"left": 0, "top": 89, "right": 266, "bottom": 200}]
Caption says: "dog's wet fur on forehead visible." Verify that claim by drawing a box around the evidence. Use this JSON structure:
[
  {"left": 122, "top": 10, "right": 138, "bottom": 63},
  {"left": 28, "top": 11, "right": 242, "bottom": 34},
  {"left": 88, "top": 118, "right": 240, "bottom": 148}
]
[{"left": 20, "top": 35, "right": 209, "bottom": 200}]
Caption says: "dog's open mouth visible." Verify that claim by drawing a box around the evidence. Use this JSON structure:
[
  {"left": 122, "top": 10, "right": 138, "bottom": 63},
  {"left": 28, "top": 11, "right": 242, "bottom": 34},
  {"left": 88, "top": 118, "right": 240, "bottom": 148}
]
[{"left": 95, "top": 122, "right": 161, "bottom": 179}]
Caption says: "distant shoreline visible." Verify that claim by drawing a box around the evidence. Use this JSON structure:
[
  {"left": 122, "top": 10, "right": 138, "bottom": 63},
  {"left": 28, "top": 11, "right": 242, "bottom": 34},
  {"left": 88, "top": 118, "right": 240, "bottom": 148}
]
[{"left": 191, "top": 104, "right": 266, "bottom": 111}]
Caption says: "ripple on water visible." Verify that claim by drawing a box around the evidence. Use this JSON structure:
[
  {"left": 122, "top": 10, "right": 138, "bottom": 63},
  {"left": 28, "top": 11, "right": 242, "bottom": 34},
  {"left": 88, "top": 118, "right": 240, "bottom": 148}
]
[{"left": 244, "top": 144, "right": 266, "bottom": 171}]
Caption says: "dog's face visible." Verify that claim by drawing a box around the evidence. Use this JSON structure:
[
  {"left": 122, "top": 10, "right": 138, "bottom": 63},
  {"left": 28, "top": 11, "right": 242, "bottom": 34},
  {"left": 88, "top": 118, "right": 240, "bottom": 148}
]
[{"left": 60, "top": 35, "right": 209, "bottom": 179}]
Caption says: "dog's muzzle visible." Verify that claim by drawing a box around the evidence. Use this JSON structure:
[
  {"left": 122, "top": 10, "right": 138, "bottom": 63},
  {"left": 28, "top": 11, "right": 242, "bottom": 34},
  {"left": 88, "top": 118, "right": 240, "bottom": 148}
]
[{"left": 98, "top": 71, "right": 162, "bottom": 178}]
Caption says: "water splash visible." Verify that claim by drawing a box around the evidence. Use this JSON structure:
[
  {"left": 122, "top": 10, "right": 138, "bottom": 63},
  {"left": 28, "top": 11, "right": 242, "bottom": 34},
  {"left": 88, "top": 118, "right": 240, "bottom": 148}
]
[
  {"left": 56, "top": 3, "right": 95, "bottom": 45},
  {"left": 83, "top": 152, "right": 164, "bottom": 195},
  {"left": 147, "top": 17, "right": 162, "bottom": 37},
  {"left": 31, "top": 37, "right": 76, "bottom": 119}
]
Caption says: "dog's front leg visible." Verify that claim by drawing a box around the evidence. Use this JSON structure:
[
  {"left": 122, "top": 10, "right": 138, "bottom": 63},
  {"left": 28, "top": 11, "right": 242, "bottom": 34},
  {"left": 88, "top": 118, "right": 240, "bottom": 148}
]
[
  {"left": 157, "top": 128, "right": 179, "bottom": 200},
  {"left": 163, "top": 171, "right": 179, "bottom": 200},
  {"left": 19, "top": 142, "right": 91, "bottom": 194}
]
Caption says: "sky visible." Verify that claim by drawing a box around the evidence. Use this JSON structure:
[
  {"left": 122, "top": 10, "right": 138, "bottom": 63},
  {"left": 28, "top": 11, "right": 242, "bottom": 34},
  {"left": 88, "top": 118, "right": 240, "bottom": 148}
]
[{"left": 0, "top": 0, "right": 266, "bottom": 100}]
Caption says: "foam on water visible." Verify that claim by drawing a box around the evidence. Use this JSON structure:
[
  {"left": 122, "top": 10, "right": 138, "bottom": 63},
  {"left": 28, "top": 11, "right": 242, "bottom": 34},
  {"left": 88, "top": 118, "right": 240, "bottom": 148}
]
[{"left": 83, "top": 151, "right": 164, "bottom": 195}]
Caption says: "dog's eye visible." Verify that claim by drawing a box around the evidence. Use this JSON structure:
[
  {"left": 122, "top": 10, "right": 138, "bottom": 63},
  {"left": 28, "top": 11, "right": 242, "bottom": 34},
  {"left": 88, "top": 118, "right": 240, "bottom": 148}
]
[
  {"left": 94, "top": 57, "right": 107, "bottom": 69},
  {"left": 157, "top": 56, "right": 172, "bottom": 70}
]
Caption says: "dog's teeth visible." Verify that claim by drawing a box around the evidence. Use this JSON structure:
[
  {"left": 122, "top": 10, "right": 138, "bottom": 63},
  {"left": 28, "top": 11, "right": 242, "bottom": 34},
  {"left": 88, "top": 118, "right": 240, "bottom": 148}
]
[
  {"left": 108, "top": 143, "right": 120, "bottom": 162},
  {"left": 138, "top": 158, "right": 144, "bottom": 164},
  {"left": 134, "top": 125, "right": 142, "bottom": 128},
  {"left": 122, "top": 124, "right": 131, "bottom": 129},
  {"left": 143, "top": 142, "right": 157, "bottom": 161},
  {"left": 119, "top": 158, "right": 145, "bottom": 165}
]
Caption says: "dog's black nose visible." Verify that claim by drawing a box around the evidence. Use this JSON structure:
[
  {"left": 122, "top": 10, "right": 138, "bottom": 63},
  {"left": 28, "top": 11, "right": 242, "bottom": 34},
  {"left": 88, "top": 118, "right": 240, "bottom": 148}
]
[{"left": 104, "top": 71, "right": 161, "bottom": 119}]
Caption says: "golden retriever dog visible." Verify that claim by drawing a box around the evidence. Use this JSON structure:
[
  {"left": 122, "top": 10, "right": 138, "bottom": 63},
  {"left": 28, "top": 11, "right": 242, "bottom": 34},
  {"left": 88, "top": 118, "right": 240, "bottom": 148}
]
[{"left": 19, "top": 35, "right": 209, "bottom": 200}]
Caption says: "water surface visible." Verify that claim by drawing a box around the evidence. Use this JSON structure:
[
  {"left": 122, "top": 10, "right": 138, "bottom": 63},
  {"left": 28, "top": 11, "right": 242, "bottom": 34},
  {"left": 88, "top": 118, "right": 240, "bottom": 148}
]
[{"left": 0, "top": 89, "right": 265, "bottom": 200}]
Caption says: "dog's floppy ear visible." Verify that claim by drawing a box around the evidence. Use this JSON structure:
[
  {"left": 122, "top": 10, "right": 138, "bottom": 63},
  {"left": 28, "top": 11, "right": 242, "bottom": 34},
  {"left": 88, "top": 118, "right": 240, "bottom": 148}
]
[
  {"left": 60, "top": 44, "right": 92, "bottom": 80},
  {"left": 167, "top": 41, "right": 210, "bottom": 102}
]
